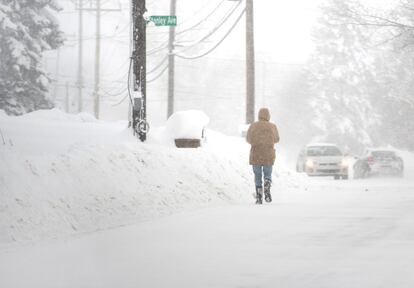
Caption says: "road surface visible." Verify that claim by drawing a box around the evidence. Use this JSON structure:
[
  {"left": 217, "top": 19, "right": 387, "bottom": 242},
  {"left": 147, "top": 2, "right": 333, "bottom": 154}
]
[{"left": 1, "top": 178, "right": 414, "bottom": 288}]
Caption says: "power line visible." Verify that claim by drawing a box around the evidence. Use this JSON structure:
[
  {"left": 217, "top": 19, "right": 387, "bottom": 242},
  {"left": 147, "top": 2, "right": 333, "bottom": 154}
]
[
  {"left": 146, "top": 0, "right": 229, "bottom": 56},
  {"left": 147, "top": 64, "right": 168, "bottom": 83},
  {"left": 176, "top": 0, "right": 227, "bottom": 36},
  {"left": 177, "top": 0, "right": 221, "bottom": 27},
  {"left": 147, "top": 42, "right": 168, "bottom": 55},
  {"left": 110, "top": 93, "right": 129, "bottom": 106},
  {"left": 101, "top": 57, "right": 130, "bottom": 77},
  {"left": 147, "top": 56, "right": 168, "bottom": 74},
  {"left": 175, "top": 8, "right": 246, "bottom": 60},
  {"left": 102, "top": 87, "right": 128, "bottom": 97},
  {"left": 175, "top": 0, "right": 242, "bottom": 50}
]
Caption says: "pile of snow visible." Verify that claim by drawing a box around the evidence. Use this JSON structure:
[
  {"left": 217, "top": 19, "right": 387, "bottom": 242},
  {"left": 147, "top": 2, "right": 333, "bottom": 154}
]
[
  {"left": 0, "top": 109, "right": 299, "bottom": 248},
  {"left": 166, "top": 110, "right": 209, "bottom": 139},
  {"left": 0, "top": 110, "right": 8, "bottom": 119},
  {"left": 396, "top": 149, "right": 414, "bottom": 177},
  {"left": 19, "top": 108, "right": 97, "bottom": 123}
]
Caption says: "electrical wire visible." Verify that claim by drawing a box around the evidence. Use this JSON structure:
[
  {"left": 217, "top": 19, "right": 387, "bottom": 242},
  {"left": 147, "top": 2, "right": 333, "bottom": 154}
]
[
  {"left": 147, "top": 56, "right": 168, "bottom": 74},
  {"left": 101, "top": 57, "right": 130, "bottom": 78},
  {"left": 102, "top": 86, "right": 128, "bottom": 97},
  {"left": 146, "top": 0, "right": 228, "bottom": 56},
  {"left": 175, "top": 0, "right": 242, "bottom": 50},
  {"left": 110, "top": 92, "right": 129, "bottom": 106},
  {"left": 175, "top": 8, "right": 246, "bottom": 60},
  {"left": 176, "top": 0, "right": 227, "bottom": 36},
  {"left": 126, "top": 56, "right": 134, "bottom": 106},
  {"left": 147, "top": 64, "right": 168, "bottom": 83},
  {"left": 176, "top": 0, "right": 219, "bottom": 27},
  {"left": 147, "top": 42, "right": 169, "bottom": 55}
]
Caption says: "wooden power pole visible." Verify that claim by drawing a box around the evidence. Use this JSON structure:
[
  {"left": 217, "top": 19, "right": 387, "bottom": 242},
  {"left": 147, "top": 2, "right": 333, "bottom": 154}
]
[
  {"left": 167, "top": 0, "right": 177, "bottom": 119},
  {"left": 93, "top": 0, "right": 101, "bottom": 119},
  {"left": 246, "top": 0, "right": 255, "bottom": 124},
  {"left": 74, "top": 1, "right": 120, "bottom": 119},
  {"left": 131, "top": 0, "right": 148, "bottom": 141},
  {"left": 77, "top": 0, "right": 83, "bottom": 112}
]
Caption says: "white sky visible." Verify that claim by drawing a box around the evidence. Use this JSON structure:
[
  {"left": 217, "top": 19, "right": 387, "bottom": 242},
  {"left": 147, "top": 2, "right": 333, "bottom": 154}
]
[
  {"left": 48, "top": 0, "right": 325, "bottom": 105},
  {"left": 253, "top": 0, "right": 323, "bottom": 63},
  {"left": 51, "top": 0, "right": 401, "bottom": 69},
  {"left": 154, "top": 0, "right": 325, "bottom": 63},
  {"left": 47, "top": 0, "right": 399, "bottom": 119}
]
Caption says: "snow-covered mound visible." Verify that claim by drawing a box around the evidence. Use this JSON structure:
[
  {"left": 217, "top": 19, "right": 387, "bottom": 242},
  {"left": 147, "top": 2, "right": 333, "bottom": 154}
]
[
  {"left": 166, "top": 110, "right": 209, "bottom": 139},
  {"left": 18, "top": 108, "right": 98, "bottom": 123},
  {"left": 0, "top": 109, "right": 298, "bottom": 248},
  {"left": 397, "top": 149, "right": 414, "bottom": 177},
  {"left": 148, "top": 110, "right": 210, "bottom": 147}
]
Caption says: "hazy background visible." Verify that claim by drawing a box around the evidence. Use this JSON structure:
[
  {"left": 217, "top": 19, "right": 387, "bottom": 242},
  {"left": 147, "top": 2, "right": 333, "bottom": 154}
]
[
  {"left": 46, "top": 0, "right": 321, "bottom": 129},
  {"left": 34, "top": 0, "right": 414, "bottom": 164}
]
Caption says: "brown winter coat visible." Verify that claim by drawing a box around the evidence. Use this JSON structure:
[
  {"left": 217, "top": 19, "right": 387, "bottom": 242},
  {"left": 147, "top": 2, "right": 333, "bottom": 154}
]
[{"left": 246, "top": 108, "right": 280, "bottom": 165}]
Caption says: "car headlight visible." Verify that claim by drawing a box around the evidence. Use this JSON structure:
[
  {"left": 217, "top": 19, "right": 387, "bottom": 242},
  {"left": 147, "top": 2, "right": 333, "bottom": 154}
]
[
  {"left": 341, "top": 159, "right": 349, "bottom": 167},
  {"left": 306, "top": 159, "right": 314, "bottom": 168}
]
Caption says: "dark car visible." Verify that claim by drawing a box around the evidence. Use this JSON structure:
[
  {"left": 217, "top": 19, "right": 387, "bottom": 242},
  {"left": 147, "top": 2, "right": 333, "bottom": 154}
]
[{"left": 353, "top": 149, "right": 404, "bottom": 178}]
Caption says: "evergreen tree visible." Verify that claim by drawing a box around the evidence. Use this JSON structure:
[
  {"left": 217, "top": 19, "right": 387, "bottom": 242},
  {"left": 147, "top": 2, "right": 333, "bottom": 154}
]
[
  {"left": 308, "top": 0, "right": 414, "bottom": 151},
  {"left": 0, "top": 0, "right": 63, "bottom": 115},
  {"left": 307, "top": 0, "right": 382, "bottom": 152},
  {"left": 271, "top": 69, "right": 320, "bottom": 147},
  {"left": 372, "top": 48, "right": 414, "bottom": 151}
]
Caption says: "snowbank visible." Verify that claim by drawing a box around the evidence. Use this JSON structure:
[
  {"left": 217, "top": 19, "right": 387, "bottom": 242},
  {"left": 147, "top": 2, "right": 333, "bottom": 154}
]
[
  {"left": 18, "top": 108, "right": 97, "bottom": 123},
  {"left": 0, "top": 141, "right": 251, "bottom": 245},
  {"left": 0, "top": 109, "right": 298, "bottom": 248},
  {"left": 396, "top": 149, "right": 414, "bottom": 177}
]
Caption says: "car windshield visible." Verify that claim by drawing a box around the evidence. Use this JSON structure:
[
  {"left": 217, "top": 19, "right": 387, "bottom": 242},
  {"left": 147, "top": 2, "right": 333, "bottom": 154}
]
[
  {"left": 307, "top": 146, "right": 342, "bottom": 156},
  {"left": 371, "top": 151, "right": 396, "bottom": 159}
]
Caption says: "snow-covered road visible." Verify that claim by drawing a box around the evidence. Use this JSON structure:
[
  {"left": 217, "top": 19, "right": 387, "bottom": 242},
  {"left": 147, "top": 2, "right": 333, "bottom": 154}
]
[{"left": 2, "top": 178, "right": 414, "bottom": 288}]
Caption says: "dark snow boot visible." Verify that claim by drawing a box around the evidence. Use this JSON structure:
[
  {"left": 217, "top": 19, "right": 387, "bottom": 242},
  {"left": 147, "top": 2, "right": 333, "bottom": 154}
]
[
  {"left": 264, "top": 179, "right": 272, "bottom": 203},
  {"left": 255, "top": 187, "right": 263, "bottom": 204}
]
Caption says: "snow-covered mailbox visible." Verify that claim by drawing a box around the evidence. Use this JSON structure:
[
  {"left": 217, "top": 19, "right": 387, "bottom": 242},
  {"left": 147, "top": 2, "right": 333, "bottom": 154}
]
[{"left": 166, "top": 110, "right": 209, "bottom": 148}]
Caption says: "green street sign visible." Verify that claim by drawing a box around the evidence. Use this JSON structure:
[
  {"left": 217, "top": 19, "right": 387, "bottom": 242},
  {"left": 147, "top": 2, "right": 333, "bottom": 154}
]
[{"left": 148, "top": 16, "right": 177, "bottom": 26}]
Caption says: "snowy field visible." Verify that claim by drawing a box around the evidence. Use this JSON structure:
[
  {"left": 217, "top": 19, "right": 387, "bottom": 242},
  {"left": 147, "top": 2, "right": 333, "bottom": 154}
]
[{"left": 1, "top": 110, "right": 414, "bottom": 288}]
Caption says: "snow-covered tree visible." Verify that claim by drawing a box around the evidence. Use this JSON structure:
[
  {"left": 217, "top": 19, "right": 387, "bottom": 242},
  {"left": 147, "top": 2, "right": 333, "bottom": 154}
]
[
  {"left": 270, "top": 70, "right": 320, "bottom": 147},
  {"left": 307, "top": 0, "right": 414, "bottom": 151},
  {"left": 340, "top": 0, "right": 414, "bottom": 151},
  {"left": 0, "top": 0, "right": 63, "bottom": 115},
  {"left": 371, "top": 48, "right": 414, "bottom": 151},
  {"left": 307, "top": 0, "right": 382, "bottom": 152}
]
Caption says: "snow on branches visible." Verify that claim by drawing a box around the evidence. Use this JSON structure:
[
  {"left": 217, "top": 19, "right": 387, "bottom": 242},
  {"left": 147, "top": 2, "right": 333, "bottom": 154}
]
[{"left": 0, "top": 0, "right": 64, "bottom": 115}]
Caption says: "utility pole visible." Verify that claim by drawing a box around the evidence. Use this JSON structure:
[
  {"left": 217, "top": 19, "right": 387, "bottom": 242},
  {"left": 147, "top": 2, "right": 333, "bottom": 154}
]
[
  {"left": 93, "top": 0, "right": 101, "bottom": 119},
  {"left": 246, "top": 0, "right": 255, "bottom": 124},
  {"left": 65, "top": 81, "right": 70, "bottom": 113},
  {"left": 127, "top": 0, "right": 133, "bottom": 123},
  {"left": 167, "top": 0, "right": 177, "bottom": 119},
  {"left": 131, "top": 0, "right": 148, "bottom": 141},
  {"left": 77, "top": 0, "right": 83, "bottom": 113},
  {"left": 53, "top": 48, "right": 60, "bottom": 101},
  {"left": 75, "top": 1, "right": 120, "bottom": 118}
]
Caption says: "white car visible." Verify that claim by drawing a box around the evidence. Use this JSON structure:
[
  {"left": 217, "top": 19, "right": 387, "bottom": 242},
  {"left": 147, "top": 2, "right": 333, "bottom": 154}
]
[{"left": 296, "top": 143, "right": 349, "bottom": 180}]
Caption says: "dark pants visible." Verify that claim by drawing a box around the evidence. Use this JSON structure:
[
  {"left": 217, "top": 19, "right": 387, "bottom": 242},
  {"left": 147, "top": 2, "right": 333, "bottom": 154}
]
[{"left": 252, "top": 165, "right": 273, "bottom": 188}]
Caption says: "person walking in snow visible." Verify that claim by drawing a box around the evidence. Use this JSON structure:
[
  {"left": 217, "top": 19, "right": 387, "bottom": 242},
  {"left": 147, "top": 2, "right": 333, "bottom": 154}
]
[{"left": 246, "top": 108, "right": 280, "bottom": 204}]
